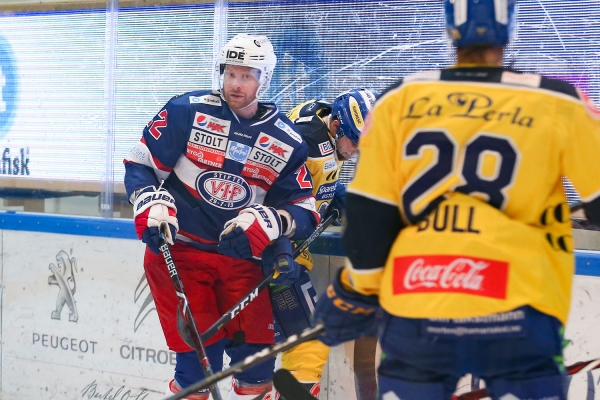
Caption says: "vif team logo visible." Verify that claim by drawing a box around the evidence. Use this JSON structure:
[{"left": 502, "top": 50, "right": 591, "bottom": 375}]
[
  {"left": 0, "top": 35, "right": 17, "bottom": 134},
  {"left": 48, "top": 250, "right": 79, "bottom": 322}
]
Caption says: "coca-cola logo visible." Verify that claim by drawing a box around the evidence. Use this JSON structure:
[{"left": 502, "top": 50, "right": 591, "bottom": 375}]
[{"left": 393, "top": 255, "right": 508, "bottom": 299}]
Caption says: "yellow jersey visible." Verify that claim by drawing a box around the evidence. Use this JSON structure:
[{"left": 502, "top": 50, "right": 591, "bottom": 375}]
[
  {"left": 346, "top": 66, "right": 600, "bottom": 325},
  {"left": 287, "top": 100, "right": 345, "bottom": 217}
]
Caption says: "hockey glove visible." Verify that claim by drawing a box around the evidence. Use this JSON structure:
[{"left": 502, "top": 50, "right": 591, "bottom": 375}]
[
  {"left": 313, "top": 268, "right": 380, "bottom": 347},
  {"left": 261, "top": 236, "right": 305, "bottom": 286},
  {"left": 218, "top": 204, "right": 283, "bottom": 259},
  {"left": 133, "top": 186, "right": 179, "bottom": 254},
  {"left": 326, "top": 183, "right": 346, "bottom": 226}
]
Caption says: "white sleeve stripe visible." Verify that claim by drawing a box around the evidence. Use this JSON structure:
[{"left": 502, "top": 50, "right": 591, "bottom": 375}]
[
  {"left": 346, "top": 187, "right": 398, "bottom": 207},
  {"left": 173, "top": 156, "right": 208, "bottom": 188}
]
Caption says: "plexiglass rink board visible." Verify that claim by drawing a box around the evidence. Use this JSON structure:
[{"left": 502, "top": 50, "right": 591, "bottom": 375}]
[{"left": 1, "top": 0, "right": 600, "bottom": 206}]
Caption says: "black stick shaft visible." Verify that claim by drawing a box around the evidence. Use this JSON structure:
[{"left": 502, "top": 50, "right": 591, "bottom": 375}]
[
  {"left": 200, "top": 210, "right": 339, "bottom": 342},
  {"left": 159, "top": 236, "right": 223, "bottom": 400},
  {"left": 166, "top": 325, "right": 325, "bottom": 400}
]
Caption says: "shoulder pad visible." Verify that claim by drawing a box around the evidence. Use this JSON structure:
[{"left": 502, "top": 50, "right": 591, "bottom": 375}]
[
  {"left": 294, "top": 116, "right": 314, "bottom": 124},
  {"left": 299, "top": 100, "right": 332, "bottom": 118}
]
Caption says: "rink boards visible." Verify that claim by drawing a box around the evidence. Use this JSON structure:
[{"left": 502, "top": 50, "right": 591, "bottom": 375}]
[{"left": 0, "top": 213, "right": 599, "bottom": 399}]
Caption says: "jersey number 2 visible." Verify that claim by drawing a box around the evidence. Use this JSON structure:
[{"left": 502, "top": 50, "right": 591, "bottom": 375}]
[{"left": 403, "top": 129, "right": 519, "bottom": 224}]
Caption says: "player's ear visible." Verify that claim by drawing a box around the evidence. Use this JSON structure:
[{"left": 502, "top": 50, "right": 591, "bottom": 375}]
[{"left": 330, "top": 118, "right": 340, "bottom": 134}]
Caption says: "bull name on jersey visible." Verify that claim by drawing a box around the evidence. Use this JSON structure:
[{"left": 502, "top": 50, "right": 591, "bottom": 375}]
[
  {"left": 417, "top": 205, "right": 480, "bottom": 234},
  {"left": 403, "top": 92, "right": 534, "bottom": 128}
]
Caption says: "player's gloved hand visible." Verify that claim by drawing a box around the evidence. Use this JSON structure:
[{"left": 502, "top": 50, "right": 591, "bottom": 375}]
[
  {"left": 133, "top": 186, "right": 179, "bottom": 254},
  {"left": 313, "top": 268, "right": 380, "bottom": 347},
  {"left": 261, "top": 237, "right": 306, "bottom": 286},
  {"left": 218, "top": 204, "right": 283, "bottom": 259},
  {"left": 327, "top": 183, "right": 346, "bottom": 226}
]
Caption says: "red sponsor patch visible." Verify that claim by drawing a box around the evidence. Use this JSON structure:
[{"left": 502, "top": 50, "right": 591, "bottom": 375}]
[
  {"left": 242, "top": 159, "right": 279, "bottom": 186},
  {"left": 392, "top": 255, "right": 508, "bottom": 299},
  {"left": 186, "top": 142, "right": 225, "bottom": 168}
]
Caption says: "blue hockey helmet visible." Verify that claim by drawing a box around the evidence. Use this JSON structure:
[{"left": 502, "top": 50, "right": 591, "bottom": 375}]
[
  {"left": 445, "top": 0, "right": 516, "bottom": 48},
  {"left": 332, "top": 88, "right": 377, "bottom": 144}
]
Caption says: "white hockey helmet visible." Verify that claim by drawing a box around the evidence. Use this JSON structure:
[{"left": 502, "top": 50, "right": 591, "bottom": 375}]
[{"left": 218, "top": 34, "right": 277, "bottom": 100}]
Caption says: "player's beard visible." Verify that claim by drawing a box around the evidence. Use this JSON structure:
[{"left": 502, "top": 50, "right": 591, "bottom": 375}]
[{"left": 223, "top": 88, "right": 257, "bottom": 112}]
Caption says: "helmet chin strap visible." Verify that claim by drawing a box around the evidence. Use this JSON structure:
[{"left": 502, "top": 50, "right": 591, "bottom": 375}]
[{"left": 237, "top": 96, "right": 258, "bottom": 110}]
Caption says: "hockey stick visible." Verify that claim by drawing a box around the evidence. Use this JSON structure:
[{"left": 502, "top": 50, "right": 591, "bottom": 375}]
[
  {"left": 353, "top": 336, "right": 378, "bottom": 400},
  {"left": 164, "top": 324, "right": 326, "bottom": 400},
  {"left": 273, "top": 369, "right": 317, "bottom": 400},
  {"left": 570, "top": 202, "right": 583, "bottom": 213},
  {"left": 199, "top": 209, "right": 339, "bottom": 342},
  {"left": 158, "top": 233, "right": 223, "bottom": 400},
  {"left": 452, "top": 357, "right": 600, "bottom": 400}
]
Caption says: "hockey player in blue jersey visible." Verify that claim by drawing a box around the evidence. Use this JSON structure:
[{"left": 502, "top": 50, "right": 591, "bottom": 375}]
[{"left": 124, "top": 33, "right": 319, "bottom": 400}]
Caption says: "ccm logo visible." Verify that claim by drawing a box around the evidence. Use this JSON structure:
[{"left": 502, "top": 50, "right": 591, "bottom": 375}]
[
  {"left": 226, "top": 50, "right": 245, "bottom": 60},
  {"left": 229, "top": 288, "right": 259, "bottom": 318}
]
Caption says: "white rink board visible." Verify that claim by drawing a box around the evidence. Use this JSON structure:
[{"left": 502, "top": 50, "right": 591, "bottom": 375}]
[
  {"left": 1, "top": 231, "right": 172, "bottom": 399},
  {"left": 1, "top": 230, "right": 600, "bottom": 400}
]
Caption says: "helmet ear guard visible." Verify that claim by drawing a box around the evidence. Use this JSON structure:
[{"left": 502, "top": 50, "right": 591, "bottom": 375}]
[
  {"left": 332, "top": 88, "right": 377, "bottom": 144},
  {"left": 445, "top": 0, "right": 516, "bottom": 48},
  {"left": 218, "top": 34, "right": 277, "bottom": 99}
]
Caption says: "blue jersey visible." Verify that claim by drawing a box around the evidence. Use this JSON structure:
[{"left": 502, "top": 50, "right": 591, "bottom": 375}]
[{"left": 124, "top": 90, "right": 319, "bottom": 251}]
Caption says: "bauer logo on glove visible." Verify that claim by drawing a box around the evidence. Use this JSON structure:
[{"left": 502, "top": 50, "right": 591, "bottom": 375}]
[
  {"left": 218, "top": 204, "right": 283, "bottom": 259},
  {"left": 135, "top": 192, "right": 176, "bottom": 212},
  {"left": 133, "top": 185, "right": 179, "bottom": 254}
]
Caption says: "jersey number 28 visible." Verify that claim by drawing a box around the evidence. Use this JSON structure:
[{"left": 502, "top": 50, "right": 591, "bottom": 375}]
[{"left": 403, "top": 129, "right": 519, "bottom": 224}]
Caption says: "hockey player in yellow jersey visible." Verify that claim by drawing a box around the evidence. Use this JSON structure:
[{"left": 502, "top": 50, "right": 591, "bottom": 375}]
[
  {"left": 313, "top": 1, "right": 600, "bottom": 399},
  {"left": 261, "top": 89, "right": 376, "bottom": 399},
  {"left": 287, "top": 89, "right": 376, "bottom": 215}
]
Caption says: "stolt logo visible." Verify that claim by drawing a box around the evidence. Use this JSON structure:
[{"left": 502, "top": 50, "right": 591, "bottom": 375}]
[
  {"left": 0, "top": 36, "right": 17, "bottom": 135},
  {"left": 392, "top": 255, "right": 508, "bottom": 299},
  {"left": 48, "top": 250, "right": 79, "bottom": 322}
]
